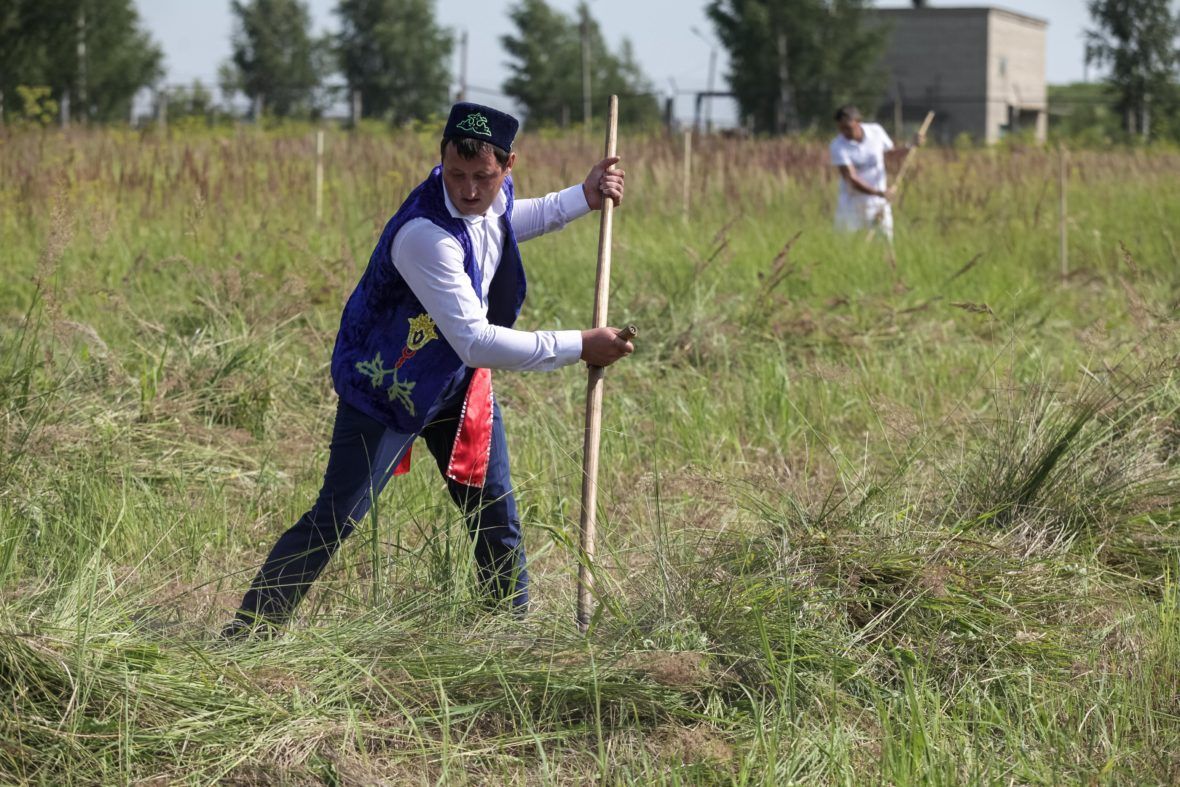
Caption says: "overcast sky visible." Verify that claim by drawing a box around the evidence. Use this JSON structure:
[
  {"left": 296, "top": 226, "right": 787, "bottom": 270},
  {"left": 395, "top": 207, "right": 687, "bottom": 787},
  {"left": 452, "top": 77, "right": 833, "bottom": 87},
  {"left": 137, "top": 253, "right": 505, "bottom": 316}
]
[{"left": 137, "top": 0, "right": 1094, "bottom": 125}]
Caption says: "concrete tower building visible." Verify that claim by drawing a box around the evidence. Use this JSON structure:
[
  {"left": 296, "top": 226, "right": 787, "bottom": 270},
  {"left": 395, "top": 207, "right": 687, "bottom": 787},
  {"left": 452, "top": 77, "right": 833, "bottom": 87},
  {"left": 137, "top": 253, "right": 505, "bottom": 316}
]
[{"left": 874, "top": 5, "right": 1048, "bottom": 144}]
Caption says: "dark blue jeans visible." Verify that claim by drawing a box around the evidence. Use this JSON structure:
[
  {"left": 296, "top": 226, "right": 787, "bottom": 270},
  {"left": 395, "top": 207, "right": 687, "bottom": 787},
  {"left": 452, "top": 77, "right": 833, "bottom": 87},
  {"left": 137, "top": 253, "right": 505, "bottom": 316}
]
[{"left": 234, "top": 392, "right": 528, "bottom": 627}]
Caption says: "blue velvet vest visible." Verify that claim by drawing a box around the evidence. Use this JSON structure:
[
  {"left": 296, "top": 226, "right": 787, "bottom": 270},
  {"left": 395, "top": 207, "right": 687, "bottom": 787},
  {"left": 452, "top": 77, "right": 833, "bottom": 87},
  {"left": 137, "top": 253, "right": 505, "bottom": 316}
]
[{"left": 330, "top": 166, "right": 526, "bottom": 432}]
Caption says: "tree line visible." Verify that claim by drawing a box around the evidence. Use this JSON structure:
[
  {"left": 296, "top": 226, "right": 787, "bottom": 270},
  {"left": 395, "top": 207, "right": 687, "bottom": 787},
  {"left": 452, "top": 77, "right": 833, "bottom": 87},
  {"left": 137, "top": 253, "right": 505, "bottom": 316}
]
[
  {"left": 0, "top": 0, "right": 669, "bottom": 129},
  {"left": 1, "top": 0, "right": 1178, "bottom": 140}
]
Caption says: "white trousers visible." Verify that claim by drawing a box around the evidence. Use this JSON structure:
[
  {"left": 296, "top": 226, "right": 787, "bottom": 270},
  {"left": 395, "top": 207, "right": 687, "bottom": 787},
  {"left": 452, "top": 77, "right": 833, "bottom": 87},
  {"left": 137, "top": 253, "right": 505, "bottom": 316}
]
[{"left": 835, "top": 200, "right": 893, "bottom": 241}]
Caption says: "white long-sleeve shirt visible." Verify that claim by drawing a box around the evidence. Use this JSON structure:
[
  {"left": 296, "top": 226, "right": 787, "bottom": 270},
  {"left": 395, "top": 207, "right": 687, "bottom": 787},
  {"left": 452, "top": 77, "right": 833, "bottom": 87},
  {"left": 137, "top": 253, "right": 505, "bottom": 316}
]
[
  {"left": 829, "top": 122, "right": 893, "bottom": 231},
  {"left": 391, "top": 182, "right": 590, "bottom": 372}
]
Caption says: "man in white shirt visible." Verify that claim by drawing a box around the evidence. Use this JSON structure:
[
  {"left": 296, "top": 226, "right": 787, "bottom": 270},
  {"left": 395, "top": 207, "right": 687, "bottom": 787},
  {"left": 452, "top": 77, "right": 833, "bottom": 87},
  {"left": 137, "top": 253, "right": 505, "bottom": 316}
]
[
  {"left": 223, "top": 103, "right": 630, "bottom": 638},
  {"left": 829, "top": 104, "right": 923, "bottom": 241},
  {"left": 392, "top": 147, "right": 616, "bottom": 373}
]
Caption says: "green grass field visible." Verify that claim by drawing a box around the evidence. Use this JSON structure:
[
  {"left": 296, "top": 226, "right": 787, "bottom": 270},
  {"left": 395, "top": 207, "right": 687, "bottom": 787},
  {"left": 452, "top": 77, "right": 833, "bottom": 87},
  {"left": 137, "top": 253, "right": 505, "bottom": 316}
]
[{"left": 2, "top": 125, "right": 1179, "bottom": 784}]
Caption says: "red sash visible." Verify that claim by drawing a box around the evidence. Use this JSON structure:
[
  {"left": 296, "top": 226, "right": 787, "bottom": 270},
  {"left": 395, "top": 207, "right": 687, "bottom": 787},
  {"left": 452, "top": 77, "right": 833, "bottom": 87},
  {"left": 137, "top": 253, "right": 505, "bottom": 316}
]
[{"left": 391, "top": 367, "right": 494, "bottom": 488}]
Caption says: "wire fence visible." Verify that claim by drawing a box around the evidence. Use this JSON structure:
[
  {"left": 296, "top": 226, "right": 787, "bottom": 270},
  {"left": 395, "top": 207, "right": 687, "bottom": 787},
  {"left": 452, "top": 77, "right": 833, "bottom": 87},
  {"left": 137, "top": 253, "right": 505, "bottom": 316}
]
[{"left": 11, "top": 77, "right": 1151, "bottom": 142}]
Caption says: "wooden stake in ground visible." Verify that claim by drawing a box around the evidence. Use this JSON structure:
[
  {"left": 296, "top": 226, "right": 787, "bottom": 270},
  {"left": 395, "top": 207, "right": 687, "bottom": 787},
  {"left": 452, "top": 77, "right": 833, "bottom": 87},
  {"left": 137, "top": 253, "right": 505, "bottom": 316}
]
[
  {"left": 577, "top": 95, "right": 621, "bottom": 634},
  {"left": 1059, "top": 144, "right": 1068, "bottom": 280},
  {"left": 867, "top": 110, "right": 935, "bottom": 243},
  {"left": 314, "top": 129, "right": 324, "bottom": 222}
]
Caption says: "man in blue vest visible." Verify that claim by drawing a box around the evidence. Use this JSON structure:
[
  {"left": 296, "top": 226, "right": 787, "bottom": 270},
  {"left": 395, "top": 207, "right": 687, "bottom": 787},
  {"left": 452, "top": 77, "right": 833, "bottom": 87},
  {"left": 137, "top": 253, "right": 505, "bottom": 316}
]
[{"left": 223, "top": 102, "right": 630, "bottom": 639}]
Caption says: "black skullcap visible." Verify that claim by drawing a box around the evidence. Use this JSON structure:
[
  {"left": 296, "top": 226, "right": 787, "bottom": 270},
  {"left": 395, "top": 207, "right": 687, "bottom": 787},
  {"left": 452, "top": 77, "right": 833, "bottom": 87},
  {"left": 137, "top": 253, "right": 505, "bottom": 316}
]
[{"left": 444, "top": 102, "right": 519, "bottom": 152}]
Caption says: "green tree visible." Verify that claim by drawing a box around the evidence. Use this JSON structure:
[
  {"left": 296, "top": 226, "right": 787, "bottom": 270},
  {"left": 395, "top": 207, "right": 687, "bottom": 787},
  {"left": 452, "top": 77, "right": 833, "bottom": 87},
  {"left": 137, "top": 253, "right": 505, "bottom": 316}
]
[
  {"left": 1085, "top": 0, "right": 1180, "bottom": 139},
  {"left": 1048, "top": 82, "right": 1122, "bottom": 144},
  {"left": 0, "top": 0, "right": 162, "bottom": 123},
  {"left": 165, "top": 80, "right": 216, "bottom": 122},
  {"left": 335, "top": 0, "right": 453, "bottom": 124},
  {"left": 706, "top": 0, "right": 886, "bottom": 134},
  {"left": 226, "top": 0, "right": 325, "bottom": 118},
  {"left": 501, "top": 0, "right": 661, "bottom": 128}
]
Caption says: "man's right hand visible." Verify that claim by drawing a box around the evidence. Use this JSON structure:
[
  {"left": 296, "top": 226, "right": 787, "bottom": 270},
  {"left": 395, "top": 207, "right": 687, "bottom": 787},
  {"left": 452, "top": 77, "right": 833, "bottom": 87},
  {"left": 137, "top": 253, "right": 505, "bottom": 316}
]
[{"left": 581, "top": 327, "right": 634, "bottom": 367}]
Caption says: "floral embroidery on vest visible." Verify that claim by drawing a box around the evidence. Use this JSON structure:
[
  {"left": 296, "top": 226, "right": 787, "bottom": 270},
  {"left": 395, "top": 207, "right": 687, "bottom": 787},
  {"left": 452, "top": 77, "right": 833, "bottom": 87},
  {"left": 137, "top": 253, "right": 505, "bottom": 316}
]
[{"left": 354, "top": 313, "right": 440, "bottom": 416}]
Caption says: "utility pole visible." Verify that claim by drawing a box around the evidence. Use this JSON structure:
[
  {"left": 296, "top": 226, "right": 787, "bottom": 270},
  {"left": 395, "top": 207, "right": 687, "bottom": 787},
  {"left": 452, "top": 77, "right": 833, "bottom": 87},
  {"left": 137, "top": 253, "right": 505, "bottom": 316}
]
[
  {"left": 705, "top": 46, "right": 716, "bottom": 133},
  {"left": 351, "top": 89, "right": 362, "bottom": 127},
  {"left": 457, "top": 29, "right": 468, "bottom": 102},
  {"left": 893, "top": 82, "right": 903, "bottom": 140},
  {"left": 776, "top": 31, "right": 794, "bottom": 134},
  {"left": 156, "top": 87, "right": 167, "bottom": 129},
  {"left": 691, "top": 27, "right": 717, "bottom": 134},
  {"left": 77, "top": 6, "right": 87, "bottom": 122},
  {"left": 581, "top": 14, "right": 592, "bottom": 129}
]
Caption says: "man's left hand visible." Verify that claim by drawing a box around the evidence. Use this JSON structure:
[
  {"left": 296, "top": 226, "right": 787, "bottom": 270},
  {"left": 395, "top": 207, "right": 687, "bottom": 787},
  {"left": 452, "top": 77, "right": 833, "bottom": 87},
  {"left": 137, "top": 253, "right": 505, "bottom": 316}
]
[{"left": 583, "top": 156, "right": 625, "bottom": 210}]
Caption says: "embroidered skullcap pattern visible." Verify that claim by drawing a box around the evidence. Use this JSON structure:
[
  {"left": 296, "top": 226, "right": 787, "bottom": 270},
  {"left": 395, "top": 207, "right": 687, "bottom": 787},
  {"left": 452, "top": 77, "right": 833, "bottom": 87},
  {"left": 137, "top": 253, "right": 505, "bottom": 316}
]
[{"left": 444, "top": 102, "right": 519, "bottom": 152}]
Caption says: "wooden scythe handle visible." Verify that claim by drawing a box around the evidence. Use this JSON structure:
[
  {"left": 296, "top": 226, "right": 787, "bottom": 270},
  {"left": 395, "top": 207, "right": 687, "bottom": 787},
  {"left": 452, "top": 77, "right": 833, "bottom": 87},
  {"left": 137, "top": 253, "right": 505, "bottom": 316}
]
[
  {"left": 577, "top": 95, "right": 620, "bottom": 633},
  {"left": 891, "top": 110, "right": 935, "bottom": 194},
  {"left": 869, "top": 110, "right": 935, "bottom": 238}
]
